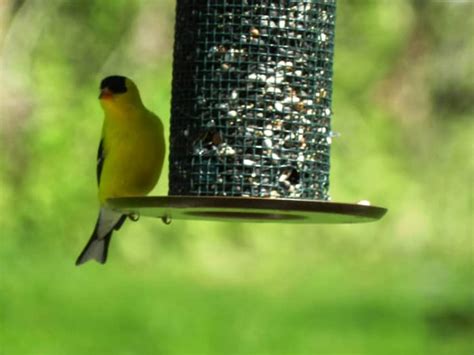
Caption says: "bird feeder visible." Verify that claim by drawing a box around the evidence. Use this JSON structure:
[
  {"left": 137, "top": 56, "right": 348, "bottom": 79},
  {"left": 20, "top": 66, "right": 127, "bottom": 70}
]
[{"left": 108, "top": 0, "right": 387, "bottom": 223}]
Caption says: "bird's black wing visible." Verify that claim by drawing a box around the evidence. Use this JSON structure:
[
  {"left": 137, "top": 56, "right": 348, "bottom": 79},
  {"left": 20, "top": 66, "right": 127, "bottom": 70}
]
[
  {"left": 96, "top": 139, "right": 126, "bottom": 229},
  {"left": 97, "top": 139, "right": 105, "bottom": 186}
]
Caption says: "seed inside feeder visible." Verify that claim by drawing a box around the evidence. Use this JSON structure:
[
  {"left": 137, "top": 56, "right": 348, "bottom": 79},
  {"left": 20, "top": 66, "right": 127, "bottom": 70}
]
[{"left": 250, "top": 27, "right": 260, "bottom": 38}]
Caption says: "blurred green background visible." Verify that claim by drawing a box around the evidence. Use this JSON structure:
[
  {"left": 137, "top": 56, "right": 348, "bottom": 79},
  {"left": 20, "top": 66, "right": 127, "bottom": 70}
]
[{"left": 0, "top": 1, "right": 472, "bottom": 354}]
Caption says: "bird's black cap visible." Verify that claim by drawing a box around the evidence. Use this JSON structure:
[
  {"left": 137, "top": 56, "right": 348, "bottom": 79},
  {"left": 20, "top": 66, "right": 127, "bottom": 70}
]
[{"left": 100, "top": 75, "right": 127, "bottom": 94}]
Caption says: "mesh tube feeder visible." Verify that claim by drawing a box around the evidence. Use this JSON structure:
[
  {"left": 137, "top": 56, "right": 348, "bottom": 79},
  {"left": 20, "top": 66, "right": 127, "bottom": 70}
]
[{"left": 108, "top": 0, "right": 387, "bottom": 223}]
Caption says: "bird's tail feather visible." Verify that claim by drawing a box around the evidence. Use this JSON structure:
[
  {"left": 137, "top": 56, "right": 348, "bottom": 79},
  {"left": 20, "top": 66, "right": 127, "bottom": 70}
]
[
  {"left": 75, "top": 230, "right": 112, "bottom": 265},
  {"left": 75, "top": 210, "right": 126, "bottom": 266}
]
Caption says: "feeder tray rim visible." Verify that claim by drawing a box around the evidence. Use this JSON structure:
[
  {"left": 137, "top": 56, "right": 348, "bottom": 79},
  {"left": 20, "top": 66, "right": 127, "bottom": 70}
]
[{"left": 106, "top": 196, "right": 387, "bottom": 224}]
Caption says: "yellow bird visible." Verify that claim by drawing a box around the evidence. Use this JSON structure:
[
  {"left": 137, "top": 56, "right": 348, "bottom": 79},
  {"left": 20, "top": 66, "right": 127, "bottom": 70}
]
[{"left": 76, "top": 75, "right": 165, "bottom": 265}]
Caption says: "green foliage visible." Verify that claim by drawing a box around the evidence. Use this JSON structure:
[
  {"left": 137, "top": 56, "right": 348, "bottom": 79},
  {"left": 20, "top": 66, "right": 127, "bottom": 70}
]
[{"left": 1, "top": 1, "right": 472, "bottom": 354}]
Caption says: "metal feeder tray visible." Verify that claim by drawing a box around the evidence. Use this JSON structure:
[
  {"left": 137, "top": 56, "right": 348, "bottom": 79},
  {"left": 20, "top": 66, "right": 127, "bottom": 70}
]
[{"left": 107, "top": 196, "right": 387, "bottom": 224}]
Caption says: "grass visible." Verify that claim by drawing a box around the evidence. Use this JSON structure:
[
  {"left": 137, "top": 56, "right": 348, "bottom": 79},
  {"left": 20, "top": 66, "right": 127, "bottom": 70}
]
[{"left": 1, "top": 223, "right": 472, "bottom": 355}]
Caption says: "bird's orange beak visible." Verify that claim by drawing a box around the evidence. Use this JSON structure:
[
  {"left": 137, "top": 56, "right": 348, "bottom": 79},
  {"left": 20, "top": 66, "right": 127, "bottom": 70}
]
[{"left": 99, "top": 87, "right": 114, "bottom": 100}]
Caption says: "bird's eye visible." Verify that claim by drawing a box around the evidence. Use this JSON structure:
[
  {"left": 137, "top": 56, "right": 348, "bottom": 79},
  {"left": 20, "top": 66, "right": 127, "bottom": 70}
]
[{"left": 100, "top": 76, "right": 127, "bottom": 94}]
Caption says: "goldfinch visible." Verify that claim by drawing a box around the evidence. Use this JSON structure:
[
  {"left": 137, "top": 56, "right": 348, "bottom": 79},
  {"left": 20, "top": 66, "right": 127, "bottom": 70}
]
[{"left": 76, "top": 75, "right": 165, "bottom": 265}]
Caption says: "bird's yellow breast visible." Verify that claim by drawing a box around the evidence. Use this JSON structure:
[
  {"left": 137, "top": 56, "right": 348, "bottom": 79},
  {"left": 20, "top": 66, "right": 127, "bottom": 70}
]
[{"left": 98, "top": 110, "right": 165, "bottom": 204}]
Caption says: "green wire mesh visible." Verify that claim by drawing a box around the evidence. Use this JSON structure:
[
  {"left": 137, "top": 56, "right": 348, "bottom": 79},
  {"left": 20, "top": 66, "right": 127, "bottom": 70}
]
[{"left": 169, "top": 0, "right": 336, "bottom": 200}]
